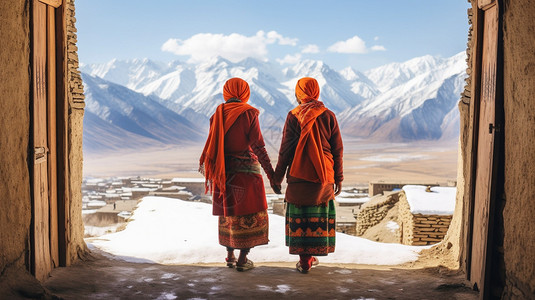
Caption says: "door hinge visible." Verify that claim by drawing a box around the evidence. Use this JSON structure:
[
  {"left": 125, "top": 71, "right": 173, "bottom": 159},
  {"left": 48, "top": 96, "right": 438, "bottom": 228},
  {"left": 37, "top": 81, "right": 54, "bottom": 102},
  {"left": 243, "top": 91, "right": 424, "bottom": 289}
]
[{"left": 34, "top": 147, "right": 49, "bottom": 164}]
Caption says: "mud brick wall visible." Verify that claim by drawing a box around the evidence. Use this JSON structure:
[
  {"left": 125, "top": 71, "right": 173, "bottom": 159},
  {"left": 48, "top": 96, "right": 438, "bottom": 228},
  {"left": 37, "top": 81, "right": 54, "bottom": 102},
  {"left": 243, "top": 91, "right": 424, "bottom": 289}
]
[
  {"left": 0, "top": 0, "right": 32, "bottom": 276},
  {"left": 355, "top": 192, "right": 400, "bottom": 236}
]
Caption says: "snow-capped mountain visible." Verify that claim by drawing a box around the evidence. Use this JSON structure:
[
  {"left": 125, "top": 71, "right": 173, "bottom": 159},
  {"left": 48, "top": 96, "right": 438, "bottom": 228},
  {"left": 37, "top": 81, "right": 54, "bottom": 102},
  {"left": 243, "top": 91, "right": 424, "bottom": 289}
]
[
  {"left": 364, "top": 54, "right": 443, "bottom": 93},
  {"left": 82, "top": 73, "right": 203, "bottom": 153},
  {"left": 281, "top": 60, "right": 369, "bottom": 112},
  {"left": 81, "top": 58, "right": 182, "bottom": 90},
  {"left": 339, "top": 67, "right": 379, "bottom": 99},
  {"left": 81, "top": 52, "right": 467, "bottom": 146},
  {"left": 339, "top": 52, "right": 467, "bottom": 141}
]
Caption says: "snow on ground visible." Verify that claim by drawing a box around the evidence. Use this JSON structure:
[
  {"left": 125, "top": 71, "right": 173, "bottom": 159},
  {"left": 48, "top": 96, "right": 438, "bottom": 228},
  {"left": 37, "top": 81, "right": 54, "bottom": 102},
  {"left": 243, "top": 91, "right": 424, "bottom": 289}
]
[
  {"left": 85, "top": 224, "right": 124, "bottom": 237},
  {"left": 386, "top": 221, "right": 400, "bottom": 233},
  {"left": 88, "top": 196, "right": 429, "bottom": 265},
  {"left": 402, "top": 185, "right": 456, "bottom": 215}
]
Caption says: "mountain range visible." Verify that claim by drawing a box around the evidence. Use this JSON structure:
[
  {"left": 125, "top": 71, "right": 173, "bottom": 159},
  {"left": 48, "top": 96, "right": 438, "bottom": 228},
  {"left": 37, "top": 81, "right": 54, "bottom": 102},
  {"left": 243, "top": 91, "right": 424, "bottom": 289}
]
[
  {"left": 82, "top": 73, "right": 203, "bottom": 153},
  {"left": 81, "top": 52, "right": 467, "bottom": 152}
]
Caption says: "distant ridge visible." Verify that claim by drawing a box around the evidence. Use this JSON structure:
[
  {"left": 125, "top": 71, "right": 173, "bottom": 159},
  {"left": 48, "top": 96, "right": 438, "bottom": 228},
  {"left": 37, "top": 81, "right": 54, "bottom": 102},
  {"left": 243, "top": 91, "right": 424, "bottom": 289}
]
[
  {"left": 81, "top": 52, "right": 467, "bottom": 150},
  {"left": 82, "top": 73, "right": 203, "bottom": 153}
]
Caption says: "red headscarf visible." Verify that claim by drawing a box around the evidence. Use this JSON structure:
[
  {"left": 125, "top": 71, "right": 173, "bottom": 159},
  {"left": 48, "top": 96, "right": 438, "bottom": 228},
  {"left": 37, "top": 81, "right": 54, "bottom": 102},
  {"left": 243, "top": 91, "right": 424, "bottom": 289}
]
[
  {"left": 289, "top": 77, "right": 334, "bottom": 184},
  {"left": 199, "top": 78, "right": 258, "bottom": 196}
]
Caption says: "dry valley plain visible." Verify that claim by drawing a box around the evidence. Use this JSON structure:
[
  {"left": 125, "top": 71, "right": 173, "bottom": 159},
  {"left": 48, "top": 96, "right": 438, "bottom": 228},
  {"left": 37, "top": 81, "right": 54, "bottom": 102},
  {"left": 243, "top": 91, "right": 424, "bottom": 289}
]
[{"left": 83, "top": 138, "right": 459, "bottom": 187}]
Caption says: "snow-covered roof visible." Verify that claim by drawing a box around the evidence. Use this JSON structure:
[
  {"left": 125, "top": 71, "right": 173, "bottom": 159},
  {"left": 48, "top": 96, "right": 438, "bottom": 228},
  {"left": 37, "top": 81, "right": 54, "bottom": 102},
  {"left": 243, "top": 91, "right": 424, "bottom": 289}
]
[
  {"left": 171, "top": 177, "right": 205, "bottom": 183},
  {"left": 402, "top": 185, "right": 456, "bottom": 215},
  {"left": 85, "top": 178, "right": 105, "bottom": 184},
  {"left": 87, "top": 200, "right": 107, "bottom": 207},
  {"left": 131, "top": 188, "right": 152, "bottom": 192},
  {"left": 335, "top": 196, "right": 370, "bottom": 204},
  {"left": 161, "top": 186, "right": 187, "bottom": 191}
]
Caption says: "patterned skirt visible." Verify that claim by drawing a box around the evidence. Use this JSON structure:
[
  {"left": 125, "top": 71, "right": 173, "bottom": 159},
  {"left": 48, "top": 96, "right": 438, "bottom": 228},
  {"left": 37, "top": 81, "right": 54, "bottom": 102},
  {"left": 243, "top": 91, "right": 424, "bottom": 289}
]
[
  {"left": 218, "top": 210, "right": 269, "bottom": 249},
  {"left": 285, "top": 200, "right": 336, "bottom": 256}
]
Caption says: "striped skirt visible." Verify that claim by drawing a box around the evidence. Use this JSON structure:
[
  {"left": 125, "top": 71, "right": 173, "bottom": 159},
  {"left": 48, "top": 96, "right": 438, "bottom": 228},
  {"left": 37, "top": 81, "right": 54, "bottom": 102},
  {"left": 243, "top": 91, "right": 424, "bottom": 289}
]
[
  {"left": 285, "top": 200, "right": 336, "bottom": 256},
  {"left": 218, "top": 210, "right": 269, "bottom": 249}
]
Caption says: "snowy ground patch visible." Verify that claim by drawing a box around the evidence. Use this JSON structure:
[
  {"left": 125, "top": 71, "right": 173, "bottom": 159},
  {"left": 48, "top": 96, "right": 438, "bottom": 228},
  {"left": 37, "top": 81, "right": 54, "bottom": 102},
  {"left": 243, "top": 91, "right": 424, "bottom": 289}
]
[
  {"left": 88, "top": 196, "right": 429, "bottom": 265},
  {"left": 386, "top": 221, "right": 400, "bottom": 233}
]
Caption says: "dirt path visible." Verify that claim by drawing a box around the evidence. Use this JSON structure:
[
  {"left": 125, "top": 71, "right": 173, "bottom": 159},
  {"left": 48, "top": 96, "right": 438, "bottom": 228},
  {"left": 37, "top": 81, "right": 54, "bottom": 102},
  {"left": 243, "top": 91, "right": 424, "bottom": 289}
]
[{"left": 43, "top": 249, "right": 477, "bottom": 300}]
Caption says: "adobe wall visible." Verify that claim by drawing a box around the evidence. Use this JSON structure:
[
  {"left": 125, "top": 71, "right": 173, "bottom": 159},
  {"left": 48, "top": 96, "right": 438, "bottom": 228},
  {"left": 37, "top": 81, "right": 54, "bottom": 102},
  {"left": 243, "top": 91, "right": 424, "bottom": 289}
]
[
  {"left": 0, "top": 0, "right": 87, "bottom": 284},
  {"left": 502, "top": 0, "right": 535, "bottom": 297},
  {"left": 0, "top": 0, "right": 32, "bottom": 276}
]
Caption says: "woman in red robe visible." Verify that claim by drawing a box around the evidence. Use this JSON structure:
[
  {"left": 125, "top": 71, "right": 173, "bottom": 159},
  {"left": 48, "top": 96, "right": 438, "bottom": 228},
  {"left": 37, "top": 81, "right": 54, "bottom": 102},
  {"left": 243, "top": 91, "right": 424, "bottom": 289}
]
[
  {"left": 272, "top": 77, "right": 344, "bottom": 274},
  {"left": 200, "top": 77, "right": 275, "bottom": 271}
]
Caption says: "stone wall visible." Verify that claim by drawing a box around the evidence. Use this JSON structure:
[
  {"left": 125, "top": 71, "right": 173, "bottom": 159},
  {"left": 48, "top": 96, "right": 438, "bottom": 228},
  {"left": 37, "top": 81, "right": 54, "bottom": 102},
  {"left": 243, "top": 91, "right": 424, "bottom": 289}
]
[
  {"left": 398, "top": 192, "right": 452, "bottom": 246},
  {"left": 355, "top": 192, "right": 400, "bottom": 236},
  {"left": 64, "top": 0, "right": 88, "bottom": 265},
  {"left": 336, "top": 223, "right": 357, "bottom": 236},
  {"left": 0, "top": 0, "right": 32, "bottom": 276}
]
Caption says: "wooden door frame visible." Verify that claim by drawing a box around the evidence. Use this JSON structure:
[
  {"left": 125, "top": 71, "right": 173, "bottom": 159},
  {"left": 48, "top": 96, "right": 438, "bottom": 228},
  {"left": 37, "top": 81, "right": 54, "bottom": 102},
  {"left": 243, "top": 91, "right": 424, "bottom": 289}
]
[
  {"left": 465, "top": 0, "right": 504, "bottom": 297},
  {"left": 29, "top": 0, "right": 68, "bottom": 279}
]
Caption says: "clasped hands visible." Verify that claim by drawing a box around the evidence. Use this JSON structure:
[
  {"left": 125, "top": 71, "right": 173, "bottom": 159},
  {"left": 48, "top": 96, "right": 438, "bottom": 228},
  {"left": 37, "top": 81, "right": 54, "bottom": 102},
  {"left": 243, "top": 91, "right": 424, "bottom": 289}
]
[
  {"left": 269, "top": 179, "right": 342, "bottom": 196},
  {"left": 270, "top": 179, "right": 282, "bottom": 194}
]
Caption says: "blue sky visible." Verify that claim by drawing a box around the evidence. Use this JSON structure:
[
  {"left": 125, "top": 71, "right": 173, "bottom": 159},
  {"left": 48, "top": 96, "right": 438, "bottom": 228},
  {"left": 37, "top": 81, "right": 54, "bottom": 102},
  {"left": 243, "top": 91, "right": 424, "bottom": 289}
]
[{"left": 76, "top": 1, "right": 470, "bottom": 71}]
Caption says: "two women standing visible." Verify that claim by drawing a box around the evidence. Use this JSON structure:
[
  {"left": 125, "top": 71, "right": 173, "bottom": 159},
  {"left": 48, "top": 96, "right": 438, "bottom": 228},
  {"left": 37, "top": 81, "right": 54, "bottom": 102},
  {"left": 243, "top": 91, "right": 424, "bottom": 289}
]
[{"left": 200, "top": 77, "right": 343, "bottom": 273}]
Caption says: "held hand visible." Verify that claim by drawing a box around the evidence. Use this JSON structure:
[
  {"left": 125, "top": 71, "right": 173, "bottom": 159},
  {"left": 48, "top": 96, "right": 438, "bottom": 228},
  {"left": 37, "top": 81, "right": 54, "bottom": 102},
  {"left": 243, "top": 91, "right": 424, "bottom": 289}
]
[
  {"left": 270, "top": 179, "right": 282, "bottom": 194},
  {"left": 334, "top": 182, "right": 342, "bottom": 196},
  {"left": 271, "top": 183, "right": 282, "bottom": 194}
]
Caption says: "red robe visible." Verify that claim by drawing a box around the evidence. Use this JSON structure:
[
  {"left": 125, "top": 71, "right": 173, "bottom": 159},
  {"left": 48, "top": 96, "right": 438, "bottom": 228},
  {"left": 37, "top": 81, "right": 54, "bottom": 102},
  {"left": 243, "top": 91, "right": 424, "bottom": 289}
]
[
  {"left": 274, "top": 109, "right": 343, "bottom": 206},
  {"left": 212, "top": 109, "right": 274, "bottom": 216}
]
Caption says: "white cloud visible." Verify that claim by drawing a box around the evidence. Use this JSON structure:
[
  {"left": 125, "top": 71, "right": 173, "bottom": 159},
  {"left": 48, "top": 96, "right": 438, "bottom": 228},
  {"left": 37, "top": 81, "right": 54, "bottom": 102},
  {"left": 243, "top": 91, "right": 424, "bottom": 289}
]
[
  {"left": 327, "top": 35, "right": 387, "bottom": 54},
  {"left": 374, "top": 36, "right": 380, "bottom": 41},
  {"left": 276, "top": 53, "right": 302, "bottom": 65},
  {"left": 328, "top": 35, "right": 368, "bottom": 54},
  {"left": 266, "top": 31, "right": 298, "bottom": 46},
  {"left": 371, "top": 45, "right": 387, "bottom": 51},
  {"left": 162, "top": 31, "right": 298, "bottom": 63},
  {"left": 302, "top": 44, "right": 320, "bottom": 54}
]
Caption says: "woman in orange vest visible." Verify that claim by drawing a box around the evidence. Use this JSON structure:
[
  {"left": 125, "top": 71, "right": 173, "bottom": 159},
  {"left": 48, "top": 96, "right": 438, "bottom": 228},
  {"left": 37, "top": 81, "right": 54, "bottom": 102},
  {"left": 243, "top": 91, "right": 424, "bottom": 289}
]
[
  {"left": 272, "top": 77, "right": 344, "bottom": 273},
  {"left": 200, "top": 77, "right": 276, "bottom": 271}
]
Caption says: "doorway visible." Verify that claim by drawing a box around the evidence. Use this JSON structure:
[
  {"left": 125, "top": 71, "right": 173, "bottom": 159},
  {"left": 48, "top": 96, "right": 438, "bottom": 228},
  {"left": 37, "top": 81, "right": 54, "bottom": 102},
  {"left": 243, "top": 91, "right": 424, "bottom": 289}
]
[{"left": 30, "top": 0, "right": 67, "bottom": 282}]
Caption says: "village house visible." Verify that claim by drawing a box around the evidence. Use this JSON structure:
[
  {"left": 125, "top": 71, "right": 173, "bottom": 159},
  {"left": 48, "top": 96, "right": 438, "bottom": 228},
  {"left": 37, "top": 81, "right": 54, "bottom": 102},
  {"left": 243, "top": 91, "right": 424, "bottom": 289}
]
[
  {"left": 398, "top": 185, "right": 456, "bottom": 246},
  {"left": 1, "top": 0, "right": 534, "bottom": 299},
  {"left": 368, "top": 181, "right": 440, "bottom": 197}
]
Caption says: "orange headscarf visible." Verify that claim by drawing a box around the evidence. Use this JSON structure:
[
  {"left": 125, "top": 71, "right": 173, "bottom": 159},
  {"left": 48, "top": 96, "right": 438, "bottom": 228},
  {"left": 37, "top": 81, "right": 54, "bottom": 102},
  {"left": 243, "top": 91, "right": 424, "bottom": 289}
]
[
  {"left": 199, "top": 78, "right": 258, "bottom": 196},
  {"left": 295, "top": 76, "right": 320, "bottom": 103},
  {"left": 289, "top": 77, "right": 334, "bottom": 184}
]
